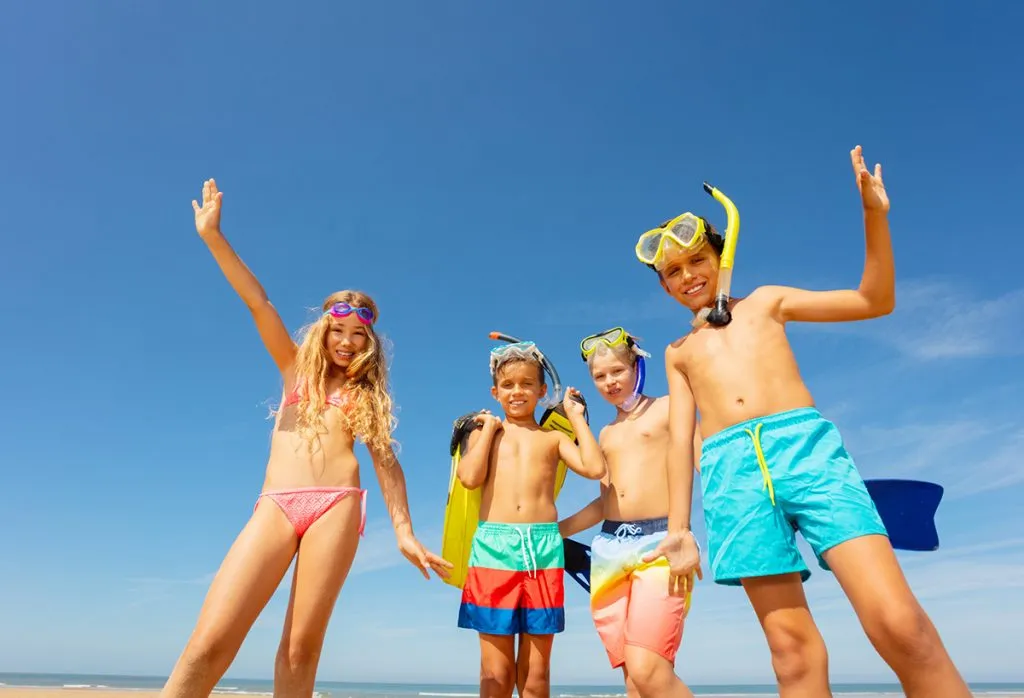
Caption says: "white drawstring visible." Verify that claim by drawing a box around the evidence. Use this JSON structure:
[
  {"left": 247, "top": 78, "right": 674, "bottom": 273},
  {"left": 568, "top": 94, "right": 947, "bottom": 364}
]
[
  {"left": 516, "top": 526, "right": 538, "bottom": 578},
  {"left": 614, "top": 522, "right": 642, "bottom": 539}
]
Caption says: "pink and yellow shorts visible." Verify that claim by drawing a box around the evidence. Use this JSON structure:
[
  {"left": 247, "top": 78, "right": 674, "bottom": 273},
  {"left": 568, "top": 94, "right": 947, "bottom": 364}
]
[{"left": 589, "top": 518, "right": 690, "bottom": 669}]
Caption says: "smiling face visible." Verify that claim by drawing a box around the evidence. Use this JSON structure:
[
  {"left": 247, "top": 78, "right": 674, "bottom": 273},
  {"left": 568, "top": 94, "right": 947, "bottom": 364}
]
[
  {"left": 324, "top": 313, "right": 370, "bottom": 369},
  {"left": 657, "top": 240, "right": 720, "bottom": 314},
  {"left": 587, "top": 347, "right": 636, "bottom": 408},
  {"left": 491, "top": 359, "right": 546, "bottom": 420}
]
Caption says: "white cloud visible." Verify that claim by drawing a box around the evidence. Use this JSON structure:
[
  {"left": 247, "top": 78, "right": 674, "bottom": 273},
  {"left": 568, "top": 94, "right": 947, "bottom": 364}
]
[
  {"left": 944, "top": 427, "right": 1024, "bottom": 497},
  {"left": 836, "top": 410, "right": 1023, "bottom": 502},
  {"left": 822, "top": 280, "right": 1024, "bottom": 360}
]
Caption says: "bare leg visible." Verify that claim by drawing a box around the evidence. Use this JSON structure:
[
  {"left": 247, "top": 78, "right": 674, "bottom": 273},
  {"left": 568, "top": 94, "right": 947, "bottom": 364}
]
[
  {"left": 741, "top": 573, "right": 831, "bottom": 698},
  {"left": 160, "top": 500, "right": 298, "bottom": 698},
  {"left": 620, "top": 667, "right": 641, "bottom": 698},
  {"left": 479, "top": 634, "right": 516, "bottom": 698},
  {"left": 273, "top": 495, "right": 363, "bottom": 698},
  {"left": 823, "top": 534, "right": 971, "bottom": 697},
  {"left": 622, "top": 646, "right": 693, "bottom": 698},
  {"left": 516, "top": 633, "right": 554, "bottom": 698}
]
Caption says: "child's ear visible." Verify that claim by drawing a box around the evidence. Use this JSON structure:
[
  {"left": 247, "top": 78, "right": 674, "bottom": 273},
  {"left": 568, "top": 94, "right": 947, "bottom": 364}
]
[
  {"left": 659, "top": 276, "right": 670, "bottom": 294},
  {"left": 491, "top": 385, "right": 499, "bottom": 402}
]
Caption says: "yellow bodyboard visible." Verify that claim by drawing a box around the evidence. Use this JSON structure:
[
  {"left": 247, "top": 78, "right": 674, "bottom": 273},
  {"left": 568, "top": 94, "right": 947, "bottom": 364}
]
[{"left": 441, "top": 406, "right": 577, "bottom": 590}]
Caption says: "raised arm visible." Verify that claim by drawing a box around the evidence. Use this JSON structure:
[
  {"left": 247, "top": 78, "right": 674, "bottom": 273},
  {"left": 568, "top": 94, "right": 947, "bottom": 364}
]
[
  {"left": 456, "top": 413, "right": 501, "bottom": 490},
  {"left": 192, "top": 179, "right": 297, "bottom": 374},
  {"left": 768, "top": 145, "right": 895, "bottom": 324},
  {"left": 559, "top": 387, "right": 607, "bottom": 480},
  {"left": 369, "top": 442, "right": 452, "bottom": 580}
]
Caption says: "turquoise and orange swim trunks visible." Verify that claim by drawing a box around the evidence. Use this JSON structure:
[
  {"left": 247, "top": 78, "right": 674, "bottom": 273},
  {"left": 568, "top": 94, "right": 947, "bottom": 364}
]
[
  {"left": 457, "top": 521, "right": 565, "bottom": 636},
  {"left": 589, "top": 517, "right": 690, "bottom": 669},
  {"left": 700, "top": 407, "right": 889, "bottom": 586}
]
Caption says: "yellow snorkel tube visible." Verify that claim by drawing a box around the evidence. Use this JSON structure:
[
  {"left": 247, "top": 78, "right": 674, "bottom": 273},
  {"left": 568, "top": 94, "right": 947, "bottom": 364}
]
[{"left": 698, "top": 181, "right": 740, "bottom": 327}]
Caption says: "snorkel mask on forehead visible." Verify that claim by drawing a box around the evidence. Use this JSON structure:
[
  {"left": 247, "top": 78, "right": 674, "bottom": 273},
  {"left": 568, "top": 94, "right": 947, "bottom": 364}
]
[
  {"left": 488, "top": 331, "right": 564, "bottom": 410},
  {"left": 635, "top": 182, "right": 741, "bottom": 328},
  {"left": 580, "top": 327, "right": 651, "bottom": 413}
]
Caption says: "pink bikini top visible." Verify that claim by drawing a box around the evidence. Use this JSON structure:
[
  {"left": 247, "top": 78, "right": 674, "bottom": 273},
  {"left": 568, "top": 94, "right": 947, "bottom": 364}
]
[{"left": 282, "top": 387, "right": 353, "bottom": 412}]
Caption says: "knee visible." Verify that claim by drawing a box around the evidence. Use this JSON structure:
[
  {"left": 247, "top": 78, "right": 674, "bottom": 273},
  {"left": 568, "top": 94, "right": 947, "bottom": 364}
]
[
  {"left": 764, "top": 622, "right": 828, "bottom": 686},
  {"left": 182, "top": 628, "right": 239, "bottom": 672},
  {"left": 480, "top": 660, "right": 515, "bottom": 697},
  {"left": 869, "top": 601, "right": 944, "bottom": 666},
  {"left": 623, "top": 652, "right": 674, "bottom": 695},
  {"left": 276, "top": 634, "right": 324, "bottom": 675},
  {"left": 519, "top": 660, "right": 551, "bottom": 697}
]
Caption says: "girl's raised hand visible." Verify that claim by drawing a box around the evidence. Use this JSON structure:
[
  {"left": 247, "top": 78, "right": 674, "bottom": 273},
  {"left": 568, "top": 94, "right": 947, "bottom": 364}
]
[
  {"left": 192, "top": 178, "right": 224, "bottom": 237},
  {"left": 850, "top": 145, "right": 889, "bottom": 213}
]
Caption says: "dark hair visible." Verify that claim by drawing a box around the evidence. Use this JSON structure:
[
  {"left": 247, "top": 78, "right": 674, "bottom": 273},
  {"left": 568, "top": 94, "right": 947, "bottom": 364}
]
[
  {"left": 492, "top": 357, "right": 546, "bottom": 387},
  {"left": 645, "top": 218, "right": 724, "bottom": 274}
]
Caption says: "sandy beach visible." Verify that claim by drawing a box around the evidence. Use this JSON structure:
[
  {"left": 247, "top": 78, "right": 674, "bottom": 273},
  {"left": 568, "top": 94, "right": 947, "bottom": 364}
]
[{"left": 0, "top": 687, "right": 159, "bottom": 691}]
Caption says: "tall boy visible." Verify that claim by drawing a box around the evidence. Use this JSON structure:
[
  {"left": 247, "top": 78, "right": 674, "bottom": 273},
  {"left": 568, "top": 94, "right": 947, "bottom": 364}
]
[
  {"left": 641, "top": 146, "right": 970, "bottom": 697},
  {"left": 457, "top": 341, "right": 607, "bottom": 698}
]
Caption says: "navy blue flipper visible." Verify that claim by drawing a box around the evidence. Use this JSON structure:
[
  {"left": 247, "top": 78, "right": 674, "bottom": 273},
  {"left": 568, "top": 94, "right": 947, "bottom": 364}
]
[
  {"left": 562, "top": 479, "right": 943, "bottom": 593},
  {"left": 562, "top": 538, "right": 592, "bottom": 593},
  {"left": 864, "top": 479, "right": 944, "bottom": 552}
]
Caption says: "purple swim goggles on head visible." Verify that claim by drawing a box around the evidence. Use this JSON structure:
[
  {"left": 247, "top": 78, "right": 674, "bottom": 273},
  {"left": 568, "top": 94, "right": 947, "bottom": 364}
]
[{"left": 326, "top": 301, "right": 375, "bottom": 325}]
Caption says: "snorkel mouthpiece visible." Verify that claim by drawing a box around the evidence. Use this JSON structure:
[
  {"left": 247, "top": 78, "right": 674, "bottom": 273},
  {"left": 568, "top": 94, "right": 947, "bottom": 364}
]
[
  {"left": 621, "top": 353, "right": 647, "bottom": 412},
  {"left": 694, "top": 181, "right": 741, "bottom": 328}
]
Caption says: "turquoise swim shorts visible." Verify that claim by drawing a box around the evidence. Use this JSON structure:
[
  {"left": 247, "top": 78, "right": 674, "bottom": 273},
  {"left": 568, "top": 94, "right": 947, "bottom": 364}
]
[{"left": 700, "top": 407, "right": 888, "bottom": 586}]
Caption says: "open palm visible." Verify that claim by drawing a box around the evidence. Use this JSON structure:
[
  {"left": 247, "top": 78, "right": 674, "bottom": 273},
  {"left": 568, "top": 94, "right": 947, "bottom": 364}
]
[
  {"left": 192, "top": 178, "right": 223, "bottom": 236},
  {"left": 851, "top": 145, "right": 889, "bottom": 212}
]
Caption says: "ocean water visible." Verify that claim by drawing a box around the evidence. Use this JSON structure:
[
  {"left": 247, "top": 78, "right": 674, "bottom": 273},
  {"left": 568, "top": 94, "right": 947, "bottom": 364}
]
[{"left": 1, "top": 674, "right": 1022, "bottom": 697}]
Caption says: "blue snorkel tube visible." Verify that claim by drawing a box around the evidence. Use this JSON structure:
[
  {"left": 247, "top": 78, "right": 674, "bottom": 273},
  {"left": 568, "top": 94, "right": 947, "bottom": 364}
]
[{"left": 620, "top": 349, "right": 647, "bottom": 413}]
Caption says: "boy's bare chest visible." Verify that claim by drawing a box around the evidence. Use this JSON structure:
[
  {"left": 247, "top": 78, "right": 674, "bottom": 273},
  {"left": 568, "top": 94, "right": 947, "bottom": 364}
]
[
  {"left": 493, "top": 430, "right": 556, "bottom": 469},
  {"left": 604, "top": 417, "right": 665, "bottom": 454},
  {"left": 681, "top": 310, "right": 778, "bottom": 374}
]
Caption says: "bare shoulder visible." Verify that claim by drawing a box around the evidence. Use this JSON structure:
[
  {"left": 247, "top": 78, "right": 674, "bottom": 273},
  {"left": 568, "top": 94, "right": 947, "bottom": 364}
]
[
  {"left": 545, "top": 426, "right": 572, "bottom": 447},
  {"left": 746, "top": 285, "right": 792, "bottom": 311},
  {"left": 665, "top": 337, "right": 689, "bottom": 366},
  {"left": 648, "top": 394, "right": 671, "bottom": 415},
  {"left": 639, "top": 394, "right": 671, "bottom": 425}
]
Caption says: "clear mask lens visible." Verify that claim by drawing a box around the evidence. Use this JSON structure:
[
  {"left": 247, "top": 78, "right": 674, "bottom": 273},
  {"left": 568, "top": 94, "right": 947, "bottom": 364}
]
[{"left": 670, "top": 217, "right": 700, "bottom": 246}]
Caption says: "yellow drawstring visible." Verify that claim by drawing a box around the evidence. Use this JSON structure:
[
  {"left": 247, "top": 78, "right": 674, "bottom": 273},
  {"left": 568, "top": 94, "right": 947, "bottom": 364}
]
[{"left": 743, "top": 423, "right": 776, "bottom": 507}]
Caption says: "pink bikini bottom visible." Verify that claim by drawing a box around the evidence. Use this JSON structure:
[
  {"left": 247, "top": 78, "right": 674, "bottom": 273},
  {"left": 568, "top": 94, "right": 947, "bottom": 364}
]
[{"left": 256, "top": 486, "right": 367, "bottom": 538}]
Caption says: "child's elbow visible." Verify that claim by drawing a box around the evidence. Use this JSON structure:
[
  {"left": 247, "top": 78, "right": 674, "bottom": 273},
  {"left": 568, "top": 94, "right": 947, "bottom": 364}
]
[
  {"left": 457, "top": 468, "right": 484, "bottom": 490},
  {"left": 458, "top": 476, "right": 483, "bottom": 491},
  {"left": 866, "top": 295, "right": 895, "bottom": 318},
  {"left": 587, "top": 460, "right": 608, "bottom": 480},
  {"left": 859, "top": 287, "right": 895, "bottom": 318}
]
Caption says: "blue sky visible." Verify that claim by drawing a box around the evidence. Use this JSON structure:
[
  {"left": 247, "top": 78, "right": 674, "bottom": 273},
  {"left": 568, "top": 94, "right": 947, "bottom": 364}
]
[{"left": 1, "top": 0, "right": 1022, "bottom": 687}]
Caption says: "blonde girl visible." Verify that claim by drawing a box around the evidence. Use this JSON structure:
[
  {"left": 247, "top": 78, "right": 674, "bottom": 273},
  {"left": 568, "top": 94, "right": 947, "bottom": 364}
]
[{"left": 160, "top": 179, "right": 451, "bottom": 698}]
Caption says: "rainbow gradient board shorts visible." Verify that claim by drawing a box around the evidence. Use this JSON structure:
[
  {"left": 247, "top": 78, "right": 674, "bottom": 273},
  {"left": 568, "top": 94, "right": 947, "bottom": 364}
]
[
  {"left": 590, "top": 518, "right": 690, "bottom": 668},
  {"left": 457, "top": 522, "right": 565, "bottom": 636}
]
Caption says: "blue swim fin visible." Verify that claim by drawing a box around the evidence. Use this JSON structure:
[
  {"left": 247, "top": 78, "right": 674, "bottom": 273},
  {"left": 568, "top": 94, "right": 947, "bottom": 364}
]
[
  {"left": 562, "top": 538, "right": 592, "bottom": 593},
  {"left": 863, "top": 478, "right": 944, "bottom": 552},
  {"left": 560, "top": 479, "right": 943, "bottom": 593}
]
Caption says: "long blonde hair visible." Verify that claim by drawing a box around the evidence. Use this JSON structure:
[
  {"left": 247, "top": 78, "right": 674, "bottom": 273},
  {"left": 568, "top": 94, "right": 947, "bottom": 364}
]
[{"left": 286, "top": 290, "right": 397, "bottom": 455}]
